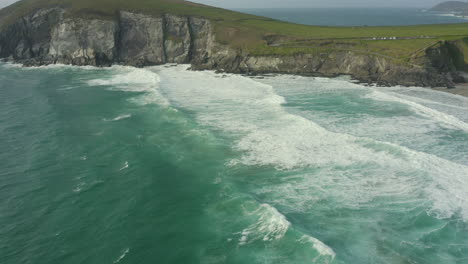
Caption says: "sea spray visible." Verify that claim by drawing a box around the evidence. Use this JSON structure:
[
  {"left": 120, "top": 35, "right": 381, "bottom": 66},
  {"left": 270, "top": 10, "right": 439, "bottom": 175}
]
[{"left": 1, "top": 63, "right": 467, "bottom": 264}]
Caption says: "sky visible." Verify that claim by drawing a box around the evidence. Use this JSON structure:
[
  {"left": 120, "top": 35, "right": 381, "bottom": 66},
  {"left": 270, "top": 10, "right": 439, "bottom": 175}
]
[
  {"left": 0, "top": 0, "right": 18, "bottom": 8},
  {"left": 0, "top": 0, "right": 448, "bottom": 9}
]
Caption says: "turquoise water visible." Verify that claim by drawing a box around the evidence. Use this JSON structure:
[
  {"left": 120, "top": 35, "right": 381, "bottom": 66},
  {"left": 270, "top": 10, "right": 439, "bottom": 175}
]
[
  {"left": 233, "top": 8, "right": 468, "bottom": 26},
  {"left": 0, "top": 63, "right": 468, "bottom": 264}
]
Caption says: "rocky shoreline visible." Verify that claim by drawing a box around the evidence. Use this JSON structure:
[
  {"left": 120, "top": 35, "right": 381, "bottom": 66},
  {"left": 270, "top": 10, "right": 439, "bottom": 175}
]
[
  {"left": 0, "top": 8, "right": 466, "bottom": 88},
  {"left": 433, "top": 83, "right": 468, "bottom": 97}
]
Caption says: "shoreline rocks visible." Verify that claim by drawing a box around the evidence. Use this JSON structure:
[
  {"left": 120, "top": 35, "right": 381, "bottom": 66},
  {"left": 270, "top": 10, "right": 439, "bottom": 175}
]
[{"left": 0, "top": 8, "right": 465, "bottom": 88}]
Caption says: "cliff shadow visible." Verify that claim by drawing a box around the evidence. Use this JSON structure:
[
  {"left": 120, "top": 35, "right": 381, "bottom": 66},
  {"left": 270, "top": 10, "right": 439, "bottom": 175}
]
[{"left": 463, "top": 37, "right": 468, "bottom": 73}]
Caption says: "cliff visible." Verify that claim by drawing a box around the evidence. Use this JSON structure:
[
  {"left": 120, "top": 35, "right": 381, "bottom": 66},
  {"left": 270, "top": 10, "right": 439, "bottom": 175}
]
[
  {"left": 0, "top": 8, "right": 214, "bottom": 67},
  {"left": 0, "top": 0, "right": 467, "bottom": 88}
]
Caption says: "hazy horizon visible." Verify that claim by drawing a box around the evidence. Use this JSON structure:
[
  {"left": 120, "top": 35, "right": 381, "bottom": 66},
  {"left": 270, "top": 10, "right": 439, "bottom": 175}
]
[
  {"left": 0, "top": 0, "right": 18, "bottom": 8},
  {"left": 0, "top": 0, "right": 454, "bottom": 9}
]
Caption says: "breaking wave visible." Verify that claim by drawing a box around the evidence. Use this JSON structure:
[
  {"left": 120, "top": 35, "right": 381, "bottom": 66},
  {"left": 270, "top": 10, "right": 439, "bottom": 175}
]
[
  {"left": 235, "top": 202, "right": 336, "bottom": 263},
  {"left": 87, "top": 66, "right": 170, "bottom": 106},
  {"left": 154, "top": 65, "right": 468, "bottom": 222}
]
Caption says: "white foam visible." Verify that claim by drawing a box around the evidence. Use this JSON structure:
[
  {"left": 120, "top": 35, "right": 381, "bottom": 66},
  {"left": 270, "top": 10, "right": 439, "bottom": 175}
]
[
  {"left": 393, "top": 91, "right": 468, "bottom": 111},
  {"left": 119, "top": 161, "right": 129, "bottom": 171},
  {"left": 4, "top": 63, "right": 171, "bottom": 106},
  {"left": 436, "top": 13, "right": 468, "bottom": 19},
  {"left": 87, "top": 66, "right": 170, "bottom": 106},
  {"left": 0, "top": 62, "right": 23, "bottom": 68},
  {"left": 73, "top": 182, "right": 85, "bottom": 193},
  {"left": 88, "top": 67, "right": 159, "bottom": 89},
  {"left": 236, "top": 202, "right": 336, "bottom": 261},
  {"left": 299, "top": 235, "right": 336, "bottom": 263},
  {"left": 238, "top": 203, "right": 290, "bottom": 245},
  {"left": 365, "top": 89, "right": 468, "bottom": 131},
  {"left": 154, "top": 65, "right": 468, "bottom": 221},
  {"left": 1, "top": 62, "right": 102, "bottom": 70},
  {"left": 57, "top": 86, "right": 79, "bottom": 91},
  {"left": 157, "top": 66, "right": 377, "bottom": 169},
  {"left": 113, "top": 248, "right": 130, "bottom": 264},
  {"left": 104, "top": 114, "right": 132, "bottom": 122}
]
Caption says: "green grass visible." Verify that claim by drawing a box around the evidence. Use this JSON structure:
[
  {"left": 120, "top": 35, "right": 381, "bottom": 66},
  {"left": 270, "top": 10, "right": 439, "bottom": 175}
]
[
  {"left": 232, "top": 19, "right": 468, "bottom": 39},
  {"left": 0, "top": 0, "right": 261, "bottom": 26},
  {"left": 1, "top": 0, "right": 468, "bottom": 65},
  {"left": 462, "top": 37, "right": 468, "bottom": 63}
]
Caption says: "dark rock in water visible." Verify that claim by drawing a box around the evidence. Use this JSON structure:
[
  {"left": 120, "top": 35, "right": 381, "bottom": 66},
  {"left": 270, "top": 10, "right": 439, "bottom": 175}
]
[{"left": 0, "top": 8, "right": 464, "bottom": 88}]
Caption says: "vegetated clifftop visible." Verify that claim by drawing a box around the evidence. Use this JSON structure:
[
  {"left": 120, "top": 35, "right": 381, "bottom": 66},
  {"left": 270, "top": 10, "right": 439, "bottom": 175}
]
[
  {"left": 430, "top": 1, "right": 468, "bottom": 16},
  {"left": 0, "top": 0, "right": 467, "bottom": 88}
]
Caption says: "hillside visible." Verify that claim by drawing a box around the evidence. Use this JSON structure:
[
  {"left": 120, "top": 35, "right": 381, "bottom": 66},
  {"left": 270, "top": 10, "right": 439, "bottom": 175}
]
[
  {"left": 0, "top": 0, "right": 467, "bottom": 59},
  {"left": 431, "top": 1, "right": 468, "bottom": 15},
  {"left": 0, "top": 0, "right": 261, "bottom": 27},
  {"left": 0, "top": 0, "right": 467, "bottom": 87}
]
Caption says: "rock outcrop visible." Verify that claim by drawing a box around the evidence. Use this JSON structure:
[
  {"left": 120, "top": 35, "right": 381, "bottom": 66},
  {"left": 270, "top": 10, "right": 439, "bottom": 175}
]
[
  {"left": 49, "top": 18, "right": 117, "bottom": 66},
  {"left": 118, "top": 11, "right": 165, "bottom": 66},
  {"left": 0, "top": 9, "right": 214, "bottom": 67},
  {"left": 191, "top": 38, "right": 466, "bottom": 87},
  {"left": 0, "top": 8, "right": 62, "bottom": 62},
  {"left": 164, "top": 14, "right": 191, "bottom": 63},
  {"left": 0, "top": 8, "right": 465, "bottom": 87}
]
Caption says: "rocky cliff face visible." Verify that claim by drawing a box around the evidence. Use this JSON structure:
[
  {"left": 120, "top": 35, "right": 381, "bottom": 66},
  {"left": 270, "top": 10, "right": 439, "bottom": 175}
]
[
  {"left": 118, "top": 11, "right": 165, "bottom": 66},
  {"left": 49, "top": 17, "right": 117, "bottom": 66},
  {"left": 0, "top": 8, "right": 213, "bottom": 67},
  {"left": 0, "top": 8, "right": 62, "bottom": 62},
  {"left": 195, "top": 51, "right": 446, "bottom": 87},
  {"left": 191, "top": 40, "right": 465, "bottom": 87},
  {"left": 0, "top": 8, "right": 465, "bottom": 87}
]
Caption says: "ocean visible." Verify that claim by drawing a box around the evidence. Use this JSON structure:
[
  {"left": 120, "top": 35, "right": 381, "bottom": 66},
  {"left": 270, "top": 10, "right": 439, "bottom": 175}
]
[
  {"left": 0, "top": 63, "right": 467, "bottom": 264},
  {"left": 233, "top": 8, "right": 468, "bottom": 26}
]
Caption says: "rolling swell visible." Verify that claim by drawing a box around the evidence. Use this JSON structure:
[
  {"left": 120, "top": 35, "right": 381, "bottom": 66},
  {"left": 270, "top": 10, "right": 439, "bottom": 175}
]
[
  {"left": 154, "top": 65, "right": 468, "bottom": 262},
  {"left": 1, "top": 63, "right": 468, "bottom": 264},
  {"left": 86, "top": 65, "right": 338, "bottom": 263},
  {"left": 155, "top": 65, "right": 468, "bottom": 220}
]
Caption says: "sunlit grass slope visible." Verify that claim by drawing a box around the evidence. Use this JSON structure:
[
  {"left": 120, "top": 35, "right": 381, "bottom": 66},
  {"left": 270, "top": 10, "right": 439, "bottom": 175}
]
[{"left": 1, "top": 0, "right": 467, "bottom": 63}]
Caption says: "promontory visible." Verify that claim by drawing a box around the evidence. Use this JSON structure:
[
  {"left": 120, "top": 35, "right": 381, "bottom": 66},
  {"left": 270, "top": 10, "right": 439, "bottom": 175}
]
[{"left": 1, "top": 0, "right": 467, "bottom": 87}]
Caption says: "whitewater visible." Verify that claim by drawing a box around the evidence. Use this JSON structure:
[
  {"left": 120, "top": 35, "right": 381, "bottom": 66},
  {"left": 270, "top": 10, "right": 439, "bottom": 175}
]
[{"left": 0, "top": 63, "right": 467, "bottom": 264}]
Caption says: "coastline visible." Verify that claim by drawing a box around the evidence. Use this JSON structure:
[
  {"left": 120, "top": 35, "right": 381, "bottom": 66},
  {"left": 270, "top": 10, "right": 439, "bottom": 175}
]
[
  {"left": 3, "top": 60, "right": 467, "bottom": 99},
  {"left": 436, "top": 13, "right": 468, "bottom": 19},
  {"left": 433, "top": 83, "right": 468, "bottom": 98},
  {"left": 1, "top": 7, "right": 466, "bottom": 89}
]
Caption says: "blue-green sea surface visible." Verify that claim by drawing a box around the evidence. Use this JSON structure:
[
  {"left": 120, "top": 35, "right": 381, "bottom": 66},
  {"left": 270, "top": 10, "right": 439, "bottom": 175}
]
[
  {"left": 0, "top": 63, "right": 467, "bottom": 264},
  {"left": 233, "top": 8, "right": 468, "bottom": 26}
]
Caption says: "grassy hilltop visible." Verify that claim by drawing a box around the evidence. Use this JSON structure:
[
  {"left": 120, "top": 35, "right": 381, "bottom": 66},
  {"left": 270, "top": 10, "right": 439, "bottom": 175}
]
[{"left": 1, "top": 0, "right": 468, "bottom": 65}]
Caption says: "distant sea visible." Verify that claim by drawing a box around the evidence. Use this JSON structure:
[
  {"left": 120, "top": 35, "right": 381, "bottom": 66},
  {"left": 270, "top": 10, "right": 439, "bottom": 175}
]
[{"left": 233, "top": 8, "right": 468, "bottom": 26}]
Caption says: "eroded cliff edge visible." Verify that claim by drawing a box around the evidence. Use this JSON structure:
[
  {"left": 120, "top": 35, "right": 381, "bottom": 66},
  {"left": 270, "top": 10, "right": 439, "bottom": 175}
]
[{"left": 0, "top": 8, "right": 465, "bottom": 87}]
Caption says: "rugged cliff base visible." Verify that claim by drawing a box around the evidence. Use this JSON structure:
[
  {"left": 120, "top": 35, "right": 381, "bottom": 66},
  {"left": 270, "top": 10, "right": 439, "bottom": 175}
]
[
  {"left": 0, "top": 8, "right": 466, "bottom": 88},
  {"left": 0, "top": 8, "right": 214, "bottom": 67},
  {"left": 192, "top": 46, "right": 466, "bottom": 88}
]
